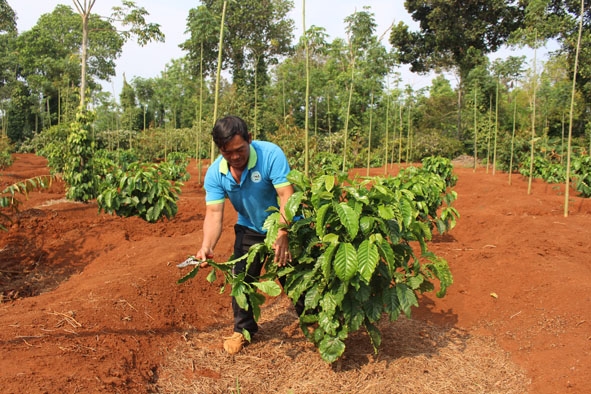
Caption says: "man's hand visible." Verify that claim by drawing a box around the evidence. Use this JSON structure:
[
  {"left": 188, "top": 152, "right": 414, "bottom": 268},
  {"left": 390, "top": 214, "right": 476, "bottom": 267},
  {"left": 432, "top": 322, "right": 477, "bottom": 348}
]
[
  {"left": 273, "top": 228, "right": 291, "bottom": 267},
  {"left": 195, "top": 247, "right": 214, "bottom": 268}
]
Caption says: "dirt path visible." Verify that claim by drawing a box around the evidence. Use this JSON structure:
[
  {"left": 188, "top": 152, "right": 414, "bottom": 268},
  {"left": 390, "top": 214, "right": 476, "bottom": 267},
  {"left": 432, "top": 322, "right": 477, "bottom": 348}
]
[{"left": 1, "top": 153, "right": 590, "bottom": 393}]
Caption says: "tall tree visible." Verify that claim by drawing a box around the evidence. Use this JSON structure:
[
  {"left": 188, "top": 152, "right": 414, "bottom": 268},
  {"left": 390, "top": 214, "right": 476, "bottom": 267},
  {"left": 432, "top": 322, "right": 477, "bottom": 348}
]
[
  {"left": 16, "top": 4, "right": 123, "bottom": 125},
  {"left": 184, "top": 0, "right": 294, "bottom": 124},
  {"left": 131, "top": 76, "right": 155, "bottom": 130},
  {"left": 0, "top": 0, "right": 17, "bottom": 137},
  {"left": 72, "top": 0, "right": 164, "bottom": 108},
  {"left": 415, "top": 74, "right": 458, "bottom": 137},
  {"left": 342, "top": 7, "right": 394, "bottom": 170},
  {"left": 0, "top": 0, "right": 16, "bottom": 34},
  {"left": 490, "top": 56, "right": 526, "bottom": 173},
  {"left": 390, "top": 0, "right": 525, "bottom": 138},
  {"left": 268, "top": 26, "right": 330, "bottom": 132},
  {"left": 517, "top": 0, "right": 591, "bottom": 131},
  {"left": 537, "top": 55, "right": 578, "bottom": 140},
  {"left": 5, "top": 82, "right": 36, "bottom": 142},
  {"left": 72, "top": 0, "right": 96, "bottom": 108},
  {"left": 119, "top": 74, "right": 142, "bottom": 131},
  {"left": 180, "top": 6, "right": 219, "bottom": 77}
]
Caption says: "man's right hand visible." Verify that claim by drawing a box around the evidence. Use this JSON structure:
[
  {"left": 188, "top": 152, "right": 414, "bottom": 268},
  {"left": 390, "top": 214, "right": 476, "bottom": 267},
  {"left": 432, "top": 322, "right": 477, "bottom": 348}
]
[{"left": 195, "top": 247, "right": 214, "bottom": 268}]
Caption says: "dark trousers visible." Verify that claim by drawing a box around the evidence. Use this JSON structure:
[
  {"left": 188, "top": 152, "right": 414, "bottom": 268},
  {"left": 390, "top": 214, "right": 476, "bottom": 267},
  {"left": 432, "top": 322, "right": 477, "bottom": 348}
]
[{"left": 232, "top": 224, "right": 304, "bottom": 335}]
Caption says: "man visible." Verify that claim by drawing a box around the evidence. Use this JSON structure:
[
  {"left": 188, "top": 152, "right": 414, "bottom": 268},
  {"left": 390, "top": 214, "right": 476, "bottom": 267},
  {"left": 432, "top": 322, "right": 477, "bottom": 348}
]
[{"left": 194, "top": 115, "right": 302, "bottom": 355}]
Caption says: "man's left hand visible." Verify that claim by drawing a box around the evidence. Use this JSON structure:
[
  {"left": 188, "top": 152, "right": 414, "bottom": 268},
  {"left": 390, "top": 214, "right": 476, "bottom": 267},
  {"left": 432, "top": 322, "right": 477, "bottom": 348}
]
[{"left": 273, "top": 229, "right": 291, "bottom": 267}]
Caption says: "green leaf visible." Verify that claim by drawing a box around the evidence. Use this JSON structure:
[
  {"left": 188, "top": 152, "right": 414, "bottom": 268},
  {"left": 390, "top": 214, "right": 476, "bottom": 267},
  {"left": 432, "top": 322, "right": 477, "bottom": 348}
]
[
  {"left": 252, "top": 280, "right": 282, "bottom": 297},
  {"left": 342, "top": 295, "right": 364, "bottom": 331},
  {"left": 177, "top": 265, "right": 200, "bottom": 284},
  {"left": 372, "top": 184, "right": 391, "bottom": 198},
  {"left": 262, "top": 212, "right": 281, "bottom": 248},
  {"left": 206, "top": 268, "right": 217, "bottom": 283},
  {"left": 334, "top": 202, "right": 359, "bottom": 239},
  {"left": 287, "top": 169, "right": 307, "bottom": 190},
  {"left": 318, "top": 242, "right": 337, "bottom": 280},
  {"left": 285, "top": 269, "right": 314, "bottom": 303},
  {"left": 383, "top": 286, "right": 401, "bottom": 321},
  {"left": 364, "top": 320, "right": 382, "bottom": 352},
  {"left": 319, "top": 292, "right": 338, "bottom": 315},
  {"left": 398, "top": 198, "right": 414, "bottom": 229},
  {"left": 363, "top": 294, "right": 383, "bottom": 322},
  {"left": 315, "top": 203, "right": 331, "bottom": 238},
  {"left": 378, "top": 204, "right": 395, "bottom": 220},
  {"left": 333, "top": 242, "right": 357, "bottom": 281},
  {"left": 285, "top": 191, "right": 303, "bottom": 222},
  {"left": 323, "top": 174, "right": 335, "bottom": 192},
  {"left": 357, "top": 239, "right": 379, "bottom": 284},
  {"left": 249, "top": 292, "right": 266, "bottom": 321},
  {"left": 318, "top": 310, "right": 339, "bottom": 335},
  {"left": 303, "top": 284, "right": 322, "bottom": 311},
  {"left": 343, "top": 185, "right": 370, "bottom": 205},
  {"left": 353, "top": 280, "right": 371, "bottom": 303},
  {"left": 232, "top": 282, "right": 249, "bottom": 311},
  {"left": 247, "top": 243, "right": 269, "bottom": 265},
  {"left": 407, "top": 274, "right": 424, "bottom": 290},
  {"left": 319, "top": 336, "right": 346, "bottom": 363},
  {"left": 396, "top": 283, "right": 418, "bottom": 318},
  {"left": 359, "top": 216, "right": 374, "bottom": 235},
  {"left": 322, "top": 233, "right": 339, "bottom": 244},
  {"left": 425, "top": 255, "right": 454, "bottom": 297}
]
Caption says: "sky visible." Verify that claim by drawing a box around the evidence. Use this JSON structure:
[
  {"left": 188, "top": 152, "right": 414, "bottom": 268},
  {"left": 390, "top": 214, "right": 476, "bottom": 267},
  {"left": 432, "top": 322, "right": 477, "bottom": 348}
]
[{"left": 10, "top": 1, "right": 547, "bottom": 98}]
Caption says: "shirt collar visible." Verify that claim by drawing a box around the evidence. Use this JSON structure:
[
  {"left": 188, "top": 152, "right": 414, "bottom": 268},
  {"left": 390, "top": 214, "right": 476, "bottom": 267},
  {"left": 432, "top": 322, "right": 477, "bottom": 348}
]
[{"left": 219, "top": 144, "right": 257, "bottom": 174}]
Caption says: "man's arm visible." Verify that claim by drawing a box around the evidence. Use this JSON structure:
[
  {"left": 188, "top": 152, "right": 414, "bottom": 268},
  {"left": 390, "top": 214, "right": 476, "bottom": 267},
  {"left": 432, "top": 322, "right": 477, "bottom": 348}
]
[
  {"left": 274, "top": 184, "right": 294, "bottom": 266},
  {"left": 195, "top": 202, "right": 224, "bottom": 265}
]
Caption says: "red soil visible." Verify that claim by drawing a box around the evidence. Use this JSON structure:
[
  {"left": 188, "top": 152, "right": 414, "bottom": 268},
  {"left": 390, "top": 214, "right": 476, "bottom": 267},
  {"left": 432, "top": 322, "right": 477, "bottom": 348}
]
[{"left": 1, "top": 153, "right": 590, "bottom": 393}]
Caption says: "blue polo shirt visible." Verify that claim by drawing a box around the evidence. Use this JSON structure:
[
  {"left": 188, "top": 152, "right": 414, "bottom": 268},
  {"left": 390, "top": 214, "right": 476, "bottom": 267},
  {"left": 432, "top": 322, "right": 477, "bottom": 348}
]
[{"left": 204, "top": 140, "right": 291, "bottom": 234}]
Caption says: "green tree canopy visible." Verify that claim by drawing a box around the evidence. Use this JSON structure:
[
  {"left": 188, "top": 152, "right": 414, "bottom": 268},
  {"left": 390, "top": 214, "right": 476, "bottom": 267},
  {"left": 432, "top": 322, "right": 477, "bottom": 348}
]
[
  {"left": 390, "top": 0, "right": 525, "bottom": 84},
  {"left": 73, "top": 0, "right": 164, "bottom": 107},
  {"left": 183, "top": 0, "right": 295, "bottom": 91},
  {"left": 16, "top": 4, "right": 124, "bottom": 122},
  {"left": 541, "top": 1, "right": 591, "bottom": 111},
  {"left": 0, "top": 0, "right": 16, "bottom": 34},
  {"left": 389, "top": 0, "right": 525, "bottom": 138},
  {"left": 0, "top": 0, "right": 17, "bottom": 97}
]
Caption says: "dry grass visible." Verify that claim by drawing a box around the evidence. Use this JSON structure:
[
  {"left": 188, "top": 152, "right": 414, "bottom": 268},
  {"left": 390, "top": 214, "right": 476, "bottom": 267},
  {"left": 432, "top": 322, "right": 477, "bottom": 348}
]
[{"left": 157, "top": 296, "right": 530, "bottom": 394}]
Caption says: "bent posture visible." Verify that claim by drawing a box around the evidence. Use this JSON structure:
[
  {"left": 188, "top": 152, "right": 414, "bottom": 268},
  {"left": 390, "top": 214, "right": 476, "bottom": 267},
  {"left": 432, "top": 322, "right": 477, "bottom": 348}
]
[{"left": 195, "top": 115, "right": 302, "bottom": 354}]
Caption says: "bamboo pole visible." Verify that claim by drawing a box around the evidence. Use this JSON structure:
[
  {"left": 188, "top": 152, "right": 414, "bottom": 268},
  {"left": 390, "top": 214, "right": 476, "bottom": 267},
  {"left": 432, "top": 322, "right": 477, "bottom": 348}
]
[{"left": 564, "top": 0, "right": 584, "bottom": 217}]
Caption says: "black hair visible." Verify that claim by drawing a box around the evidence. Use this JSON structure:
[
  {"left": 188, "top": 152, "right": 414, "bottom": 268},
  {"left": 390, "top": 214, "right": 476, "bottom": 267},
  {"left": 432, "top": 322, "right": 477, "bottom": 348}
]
[{"left": 212, "top": 115, "right": 250, "bottom": 148}]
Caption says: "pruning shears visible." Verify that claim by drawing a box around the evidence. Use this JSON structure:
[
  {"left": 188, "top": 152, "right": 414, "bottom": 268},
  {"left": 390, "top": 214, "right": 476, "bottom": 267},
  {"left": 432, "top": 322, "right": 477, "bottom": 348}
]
[{"left": 176, "top": 256, "right": 203, "bottom": 268}]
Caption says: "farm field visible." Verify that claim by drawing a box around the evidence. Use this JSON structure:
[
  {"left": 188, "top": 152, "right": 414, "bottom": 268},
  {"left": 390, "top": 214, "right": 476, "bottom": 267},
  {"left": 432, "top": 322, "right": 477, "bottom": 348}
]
[{"left": 1, "top": 153, "right": 590, "bottom": 394}]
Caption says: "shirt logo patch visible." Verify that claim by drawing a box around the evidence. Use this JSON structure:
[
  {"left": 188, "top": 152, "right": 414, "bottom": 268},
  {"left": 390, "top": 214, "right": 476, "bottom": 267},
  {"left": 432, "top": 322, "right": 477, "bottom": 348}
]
[{"left": 251, "top": 171, "right": 262, "bottom": 183}]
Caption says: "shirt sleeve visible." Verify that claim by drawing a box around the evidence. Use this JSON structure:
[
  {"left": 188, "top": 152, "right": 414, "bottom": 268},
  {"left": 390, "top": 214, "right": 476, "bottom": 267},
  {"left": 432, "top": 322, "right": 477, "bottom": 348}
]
[
  {"left": 268, "top": 144, "right": 291, "bottom": 188},
  {"left": 204, "top": 162, "right": 226, "bottom": 205}
]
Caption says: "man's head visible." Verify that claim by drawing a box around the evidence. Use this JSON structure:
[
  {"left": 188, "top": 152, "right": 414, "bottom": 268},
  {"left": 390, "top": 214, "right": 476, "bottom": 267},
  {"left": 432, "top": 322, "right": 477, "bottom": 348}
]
[
  {"left": 212, "top": 115, "right": 251, "bottom": 149},
  {"left": 212, "top": 116, "right": 252, "bottom": 170}
]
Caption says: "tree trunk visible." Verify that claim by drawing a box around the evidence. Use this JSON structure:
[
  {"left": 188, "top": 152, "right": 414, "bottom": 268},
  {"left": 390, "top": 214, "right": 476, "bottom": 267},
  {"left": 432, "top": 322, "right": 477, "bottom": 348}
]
[
  {"left": 303, "top": 0, "right": 310, "bottom": 177},
  {"left": 73, "top": 0, "right": 96, "bottom": 109},
  {"left": 456, "top": 81, "right": 462, "bottom": 140}
]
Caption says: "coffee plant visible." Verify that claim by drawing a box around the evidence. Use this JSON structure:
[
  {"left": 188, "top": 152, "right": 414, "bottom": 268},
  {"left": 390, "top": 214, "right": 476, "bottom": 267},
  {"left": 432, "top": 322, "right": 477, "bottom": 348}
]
[
  {"left": 179, "top": 165, "right": 456, "bottom": 363},
  {"left": 421, "top": 156, "right": 457, "bottom": 188},
  {"left": 572, "top": 155, "right": 591, "bottom": 197},
  {"left": 62, "top": 110, "right": 97, "bottom": 202},
  {"left": 0, "top": 138, "right": 13, "bottom": 169},
  {"left": 1, "top": 175, "right": 53, "bottom": 231},
  {"left": 96, "top": 158, "right": 186, "bottom": 223}
]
